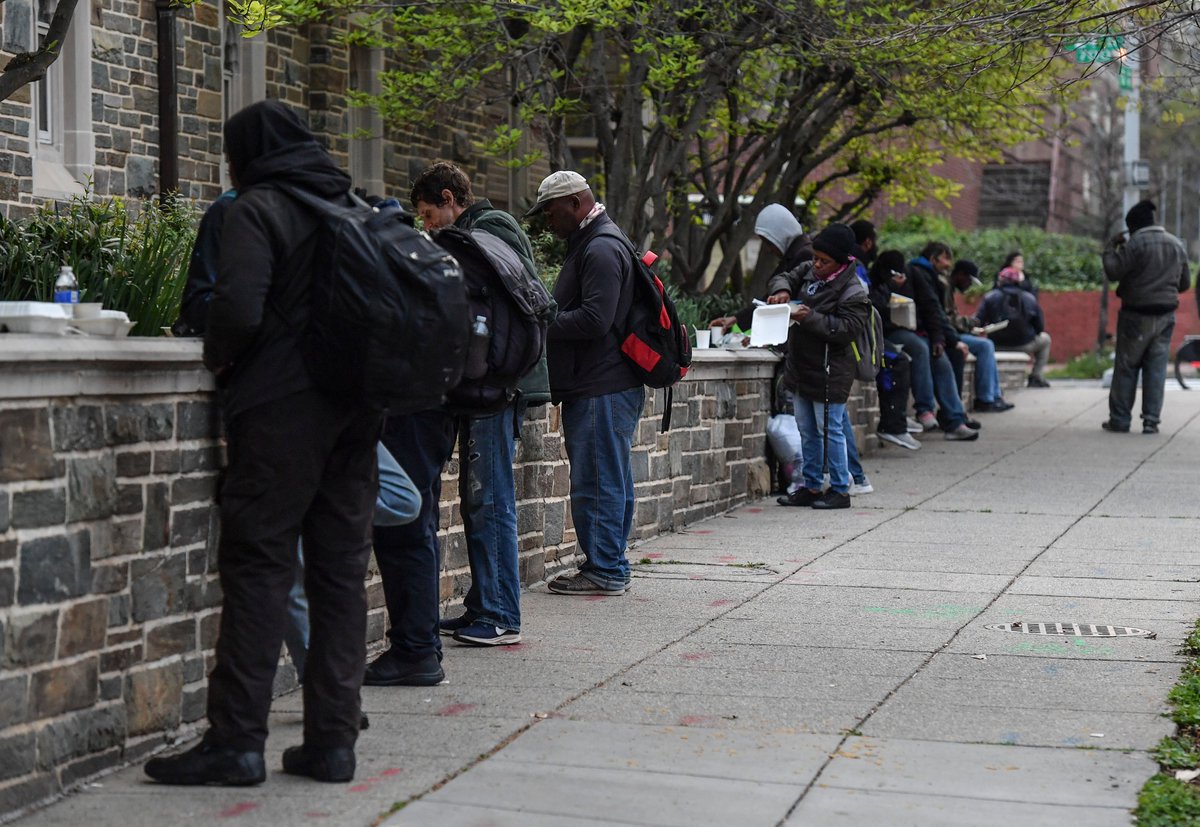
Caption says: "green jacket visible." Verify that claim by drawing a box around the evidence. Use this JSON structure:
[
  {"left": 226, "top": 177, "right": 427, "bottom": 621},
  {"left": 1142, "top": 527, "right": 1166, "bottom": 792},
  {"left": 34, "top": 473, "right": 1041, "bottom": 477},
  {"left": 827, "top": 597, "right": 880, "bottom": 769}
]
[{"left": 454, "top": 200, "right": 553, "bottom": 405}]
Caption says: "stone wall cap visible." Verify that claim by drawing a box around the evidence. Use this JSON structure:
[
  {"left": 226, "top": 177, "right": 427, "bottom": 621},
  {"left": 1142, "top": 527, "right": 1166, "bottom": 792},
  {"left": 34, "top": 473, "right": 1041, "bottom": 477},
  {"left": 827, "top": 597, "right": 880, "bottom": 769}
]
[
  {"left": 0, "top": 335, "right": 204, "bottom": 365},
  {"left": 690, "top": 348, "right": 782, "bottom": 364}
]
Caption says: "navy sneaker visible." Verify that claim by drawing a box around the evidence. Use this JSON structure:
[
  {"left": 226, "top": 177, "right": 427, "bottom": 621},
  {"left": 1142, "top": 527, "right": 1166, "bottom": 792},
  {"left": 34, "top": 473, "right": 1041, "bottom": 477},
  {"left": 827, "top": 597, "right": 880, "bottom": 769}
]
[
  {"left": 438, "top": 613, "right": 475, "bottom": 637},
  {"left": 452, "top": 621, "right": 522, "bottom": 646}
]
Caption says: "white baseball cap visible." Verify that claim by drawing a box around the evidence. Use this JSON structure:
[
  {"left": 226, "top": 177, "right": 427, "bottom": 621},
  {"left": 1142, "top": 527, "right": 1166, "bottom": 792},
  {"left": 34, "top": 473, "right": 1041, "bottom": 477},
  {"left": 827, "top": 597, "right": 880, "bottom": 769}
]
[{"left": 525, "top": 170, "right": 589, "bottom": 216}]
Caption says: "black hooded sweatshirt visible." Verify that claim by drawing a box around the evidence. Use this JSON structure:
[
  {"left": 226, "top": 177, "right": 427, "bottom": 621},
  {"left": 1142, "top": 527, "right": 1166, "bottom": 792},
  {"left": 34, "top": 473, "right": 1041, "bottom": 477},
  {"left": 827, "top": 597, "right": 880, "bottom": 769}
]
[{"left": 204, "top": 101, "right": 353, "bottom": 419}]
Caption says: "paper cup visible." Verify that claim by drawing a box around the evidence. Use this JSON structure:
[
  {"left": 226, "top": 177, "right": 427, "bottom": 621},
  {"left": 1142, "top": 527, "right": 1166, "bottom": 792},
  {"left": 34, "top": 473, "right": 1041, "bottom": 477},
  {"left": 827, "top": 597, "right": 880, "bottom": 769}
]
[{"left": 694, "top": 329, "right": 711, "bottom": 349}]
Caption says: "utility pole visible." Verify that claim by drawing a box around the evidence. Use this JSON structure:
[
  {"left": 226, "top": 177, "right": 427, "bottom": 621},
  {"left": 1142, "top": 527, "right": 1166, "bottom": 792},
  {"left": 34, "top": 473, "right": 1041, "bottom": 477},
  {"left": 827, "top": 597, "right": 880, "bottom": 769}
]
[{"left": 1121, "top": 35, "right": 1146, "bottom": 220}]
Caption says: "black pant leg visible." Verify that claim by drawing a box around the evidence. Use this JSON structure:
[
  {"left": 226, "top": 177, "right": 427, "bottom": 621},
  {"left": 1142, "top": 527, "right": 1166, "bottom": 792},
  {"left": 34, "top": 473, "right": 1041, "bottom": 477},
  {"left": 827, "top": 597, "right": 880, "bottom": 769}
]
[
  {"left": 300, "top": 408, "right": 383, "bottom": 749},
  {"left": 373, "top": 410, "right": 457, "bottom": 662},
  {"left": 206, "top": 390, "right": 348, "bottom": 752}
]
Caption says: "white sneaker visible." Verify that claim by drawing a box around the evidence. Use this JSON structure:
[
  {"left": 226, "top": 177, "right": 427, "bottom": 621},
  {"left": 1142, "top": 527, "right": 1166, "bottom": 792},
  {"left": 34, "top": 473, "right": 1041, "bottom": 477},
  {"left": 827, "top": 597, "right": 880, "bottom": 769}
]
[
  {"left": 850, "top": 480, "right": 874, "bottom": 495},
  {"left": 878, "top": 431, "right": 921, "bottom": 451},
  {"left": 906, "top": 417, "right": 923, "bottom": 433}
]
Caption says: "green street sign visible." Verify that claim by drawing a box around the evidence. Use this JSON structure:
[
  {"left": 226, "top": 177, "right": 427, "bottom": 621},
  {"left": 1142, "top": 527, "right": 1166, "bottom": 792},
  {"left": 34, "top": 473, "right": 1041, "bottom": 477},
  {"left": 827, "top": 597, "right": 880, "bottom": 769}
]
[
  {"left": 1119, "top": 64, "right": 1132, "bottom": 91},
  {"left": 1067, "top": 35, "right": 1124, "bottom": 64}
]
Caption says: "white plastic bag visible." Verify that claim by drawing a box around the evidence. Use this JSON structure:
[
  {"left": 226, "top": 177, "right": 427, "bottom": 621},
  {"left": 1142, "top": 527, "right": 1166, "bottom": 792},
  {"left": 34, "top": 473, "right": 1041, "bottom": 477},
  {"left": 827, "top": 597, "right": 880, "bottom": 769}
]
[{"left": 766, "top": 413, "right": 803, "bottom": 493}]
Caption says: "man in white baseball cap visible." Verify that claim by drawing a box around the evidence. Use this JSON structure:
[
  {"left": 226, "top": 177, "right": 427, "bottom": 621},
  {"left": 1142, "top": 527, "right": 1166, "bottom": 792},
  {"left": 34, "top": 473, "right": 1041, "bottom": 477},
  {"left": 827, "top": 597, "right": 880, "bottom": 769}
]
[
  {"left": 525, "top": 170, "right": 589, "bottom": 217},
  {"left": 529, "top": 169, "right": 645, "bottom": 597}
]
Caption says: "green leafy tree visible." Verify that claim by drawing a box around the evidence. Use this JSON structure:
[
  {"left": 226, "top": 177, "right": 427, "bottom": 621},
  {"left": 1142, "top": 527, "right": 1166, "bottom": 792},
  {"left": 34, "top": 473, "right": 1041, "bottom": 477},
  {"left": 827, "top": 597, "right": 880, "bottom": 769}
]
[{"left": 193, "top": 0, "right": 1198, "bottom": 298}]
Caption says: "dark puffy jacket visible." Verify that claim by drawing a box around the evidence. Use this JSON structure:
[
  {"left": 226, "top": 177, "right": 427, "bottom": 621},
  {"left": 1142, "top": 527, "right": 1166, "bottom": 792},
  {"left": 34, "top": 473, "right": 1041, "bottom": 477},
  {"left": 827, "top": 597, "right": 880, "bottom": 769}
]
[
  {"left": 900, "top": 258, "right": 954, "bottom": 349},
  {"left": 174, "top": 189, "right": 236, "bottom": 336},
  {"left": 204, "top": 101, "right": 354, "bottom": 420},
  {"left": 454, "top": 199, "right": 554, "bottom": 406},
  {"left": 766, "top": 261, "right": 870, "bottom": 403},
  {"left": 1103, "top": 226, "right": 1190, "bottom": 315},
  {"left": 546, "top": 212, "right": 641, "bottom": 402}
]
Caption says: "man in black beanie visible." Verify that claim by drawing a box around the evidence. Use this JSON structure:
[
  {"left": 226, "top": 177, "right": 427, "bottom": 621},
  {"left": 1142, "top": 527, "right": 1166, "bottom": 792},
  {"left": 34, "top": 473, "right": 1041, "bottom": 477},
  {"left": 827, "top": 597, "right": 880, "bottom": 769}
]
[{"left": 1102, "top": 200, "right": 1191, "bottom": 434}]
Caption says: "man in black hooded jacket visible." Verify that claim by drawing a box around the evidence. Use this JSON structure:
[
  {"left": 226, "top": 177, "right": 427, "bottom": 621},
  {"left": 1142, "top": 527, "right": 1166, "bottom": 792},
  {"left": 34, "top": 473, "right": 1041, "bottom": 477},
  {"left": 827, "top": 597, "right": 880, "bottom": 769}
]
[{"left": 145, "top": 101, "right": 382, "bottom": 786}]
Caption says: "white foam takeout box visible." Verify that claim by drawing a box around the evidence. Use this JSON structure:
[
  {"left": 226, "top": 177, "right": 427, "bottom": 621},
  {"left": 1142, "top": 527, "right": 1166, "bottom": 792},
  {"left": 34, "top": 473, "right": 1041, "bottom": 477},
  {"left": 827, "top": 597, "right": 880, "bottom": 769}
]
[{"left": 0, "top": 302, "right": 134, "bottom": 337}]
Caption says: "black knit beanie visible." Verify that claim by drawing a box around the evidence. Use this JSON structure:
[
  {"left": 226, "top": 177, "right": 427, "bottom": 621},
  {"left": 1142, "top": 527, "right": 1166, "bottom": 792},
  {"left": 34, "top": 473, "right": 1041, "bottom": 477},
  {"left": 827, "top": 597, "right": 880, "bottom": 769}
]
[
  {"left": 811, "top": 223, "right": 857, "bottom": 265},
  {"left": 1125, "top": 200, "right": 1156, "bottom": 232}
]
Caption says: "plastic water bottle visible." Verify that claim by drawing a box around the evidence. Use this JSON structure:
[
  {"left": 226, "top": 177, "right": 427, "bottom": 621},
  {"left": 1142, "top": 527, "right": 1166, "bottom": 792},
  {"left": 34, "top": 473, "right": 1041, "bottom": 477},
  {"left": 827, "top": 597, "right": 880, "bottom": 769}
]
[
  {"left": 465, "top": 314, "right": 490, "bottom": 379},
  {"left": 53, "top": 265, "right": 79, "bottom": 305}
]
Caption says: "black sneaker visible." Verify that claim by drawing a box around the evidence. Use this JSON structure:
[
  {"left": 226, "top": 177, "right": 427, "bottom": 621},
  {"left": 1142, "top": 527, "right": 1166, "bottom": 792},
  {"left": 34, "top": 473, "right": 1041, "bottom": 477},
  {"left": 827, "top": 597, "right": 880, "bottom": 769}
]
[
  {"left": 777, "top": 488, "right": 823, "bottom": 507},
  {"left": 438, "top": 613, "right": 475, "bottom": 637},
  {"left": 1143, "top": 423, "right": 1159, "bottom": 435},
  {"left": 1027, "top": 375, "right": 1051, "bottom": 388},
  {"left": 144, "top": 740, "right": 265, "bottom": 786},
  {"left": 282, "top": 744, "right": 356, "bottom": 783},
  {"left": 973, "top": 399, "right": 1014, "bottom": 412},
  {"left": 964, "top": 417, "right": 982, "bottom": 430},
  {"left": 811, "top": 490, "right": 851, "bottom": 510},
  {"left": 363, "top": 651, "right": 446, "bottom": 687},
  {"left": 453, "top": 621, "right": 522, "bottom": 646},
  {"left": 1101, "top": 420, "right": 1130, "bottom": 433}
]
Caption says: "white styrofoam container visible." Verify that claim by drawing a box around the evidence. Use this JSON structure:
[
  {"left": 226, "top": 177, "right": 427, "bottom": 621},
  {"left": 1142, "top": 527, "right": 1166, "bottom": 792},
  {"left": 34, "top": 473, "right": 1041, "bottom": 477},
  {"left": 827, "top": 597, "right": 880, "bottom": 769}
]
[
  {"left": 0, "top": 302, "right": 71, "bottom": 334},
  {"left": 889, "top": 294, "right": 916, "bottom": 329}
]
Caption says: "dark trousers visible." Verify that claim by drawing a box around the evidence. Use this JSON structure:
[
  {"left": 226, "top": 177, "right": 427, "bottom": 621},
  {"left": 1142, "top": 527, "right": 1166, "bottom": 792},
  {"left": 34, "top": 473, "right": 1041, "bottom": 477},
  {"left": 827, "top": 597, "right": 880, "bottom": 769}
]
[
  {"left": 206, "top": 389, "right": 382, "bottom": 752},
  {"left": 373, "top": 410, "right": 457, "bottom": 662},
  {"left": 877, "top": 348, "right": 912, "bottom": 435}
]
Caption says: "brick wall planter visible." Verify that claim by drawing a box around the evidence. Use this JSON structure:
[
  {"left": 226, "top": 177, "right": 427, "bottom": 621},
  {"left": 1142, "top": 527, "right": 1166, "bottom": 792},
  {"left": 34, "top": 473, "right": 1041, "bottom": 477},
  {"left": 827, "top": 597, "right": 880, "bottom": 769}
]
[{"left": 1, "top": 338, "right": 878, "bottom": 817}]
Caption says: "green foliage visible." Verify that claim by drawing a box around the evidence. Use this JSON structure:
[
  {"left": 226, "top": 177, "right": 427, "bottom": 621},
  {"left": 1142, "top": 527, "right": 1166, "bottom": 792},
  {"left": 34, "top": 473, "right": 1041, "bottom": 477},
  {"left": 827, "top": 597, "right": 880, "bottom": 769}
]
[
  {"left": 664, "top": 283, "right": 744, "bottom": 334},
  {"left": 1135, "top": 775, "right": 1200, "bottom": 827},
  {"left": 1170, "top": 673, "right": 1200, "bottom": 729},
  {"left": 878, "top": 216, "right": 1105, "bottom": 291},
  {"left": 1154, "top": 736, "right": 1200, "bottom": 770},
  {"left": 0, "top": 192, "right": 197, "bottom": 336},
  {"left": 1046, "top": 348, "right": 1112, "bottom": 380}
]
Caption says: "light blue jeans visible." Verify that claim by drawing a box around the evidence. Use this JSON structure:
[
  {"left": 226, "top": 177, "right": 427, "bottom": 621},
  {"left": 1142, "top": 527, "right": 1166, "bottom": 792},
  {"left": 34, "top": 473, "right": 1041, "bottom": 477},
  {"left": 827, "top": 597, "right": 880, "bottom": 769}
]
[
  {"left": 460, "top": 406, "right": 522, "bottom": 631},
  {"left": 839, "top": 407, "right": 865, "bottom": 485},
  {"left": 889, "top": 329, "right": 966, "bottom": 428},
  {"left": 284, "top": 543, "right": 309, "bottom": 681},
  {"left": 561, "top": 387, "right": 645, "bottom": 590},
  {"left": 795, "top": 396, "right": 849, "bottom": 494},
  {"left": 960, "top": 333, "right": 1002, "bottom": 404}
]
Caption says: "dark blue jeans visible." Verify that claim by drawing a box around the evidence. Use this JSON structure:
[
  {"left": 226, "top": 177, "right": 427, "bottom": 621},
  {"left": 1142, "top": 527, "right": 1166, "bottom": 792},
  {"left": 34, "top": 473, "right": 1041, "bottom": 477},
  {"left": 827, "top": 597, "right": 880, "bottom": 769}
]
[
  {"left": 460, "top": 406, "right": 522, "bottom": 631},
  {"left": 889, "top": 329, "right": 966, "bottom": 428},
  {"left": 560, "top": 387, "right": 645, "bottom": 590},
  {"left": 1109, "top": 310, "right": 1175, "bottom": 428},
  {"left": 374, "top": 410, "right": 457, "bottom": 663}
]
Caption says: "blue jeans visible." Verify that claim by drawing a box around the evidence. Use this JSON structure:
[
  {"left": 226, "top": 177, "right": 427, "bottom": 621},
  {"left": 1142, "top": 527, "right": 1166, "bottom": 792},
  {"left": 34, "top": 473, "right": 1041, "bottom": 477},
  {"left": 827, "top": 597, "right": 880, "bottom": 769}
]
[
  {"left": 795, "top": 396, "right": 849, "bottom": 494},
  {"left": 889, "top": 329, "right": 965, "bottom": 427},
  {"left": 374, "top": 410, "right": 457, "bottom": 663},
  {"left": 960, "top": 333, "right": 1002, "bottom": 404},
  {"left": 560, "top": 387, "right": 644, "bottom": 590},
  {"left": 1109, "top": 310, "right": 1175, "bottom": 428},
  {"left": 839, "top": 407, "right": 864, "bottom": 484},
  {"left": 459, "top": 406, "right": 522, "bottom": 631}
]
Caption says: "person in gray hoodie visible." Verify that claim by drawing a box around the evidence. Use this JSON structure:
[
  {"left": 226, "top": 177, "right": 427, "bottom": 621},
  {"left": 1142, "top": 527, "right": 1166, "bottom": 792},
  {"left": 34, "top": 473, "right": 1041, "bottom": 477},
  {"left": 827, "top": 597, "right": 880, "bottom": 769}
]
[{"left": 1102, "top": 200, "right": 1191, "bottom": 434}]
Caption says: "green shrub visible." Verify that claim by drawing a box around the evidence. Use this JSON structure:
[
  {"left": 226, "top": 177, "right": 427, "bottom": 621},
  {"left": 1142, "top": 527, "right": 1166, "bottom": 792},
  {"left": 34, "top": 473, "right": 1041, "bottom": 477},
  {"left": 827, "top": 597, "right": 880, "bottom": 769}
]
[
  {"left": 0, "top": 192, "right": 198, "bottom": 336},
  {"left": 1135, "top": 775, "right": 1200, "bottom": 827},
  {"left": 1046, "top": 348, "right": 1113, "bottom": 380},
  {"left": 877, "top": 215, "right": 1105, "bottom": 292}
]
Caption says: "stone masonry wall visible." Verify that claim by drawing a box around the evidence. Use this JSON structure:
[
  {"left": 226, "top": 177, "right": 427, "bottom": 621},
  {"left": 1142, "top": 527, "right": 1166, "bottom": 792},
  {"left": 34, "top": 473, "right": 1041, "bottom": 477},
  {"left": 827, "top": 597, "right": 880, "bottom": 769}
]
[{"left": 0, "top": 341, "right": 818, "bottom": 818}]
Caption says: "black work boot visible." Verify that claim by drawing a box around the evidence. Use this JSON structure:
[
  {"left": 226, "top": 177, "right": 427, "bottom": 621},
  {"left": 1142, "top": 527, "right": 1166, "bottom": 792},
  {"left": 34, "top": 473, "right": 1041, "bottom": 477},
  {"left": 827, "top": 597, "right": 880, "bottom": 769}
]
[{"left": 144, "top": 739, "right": 265, "bottom": 786}]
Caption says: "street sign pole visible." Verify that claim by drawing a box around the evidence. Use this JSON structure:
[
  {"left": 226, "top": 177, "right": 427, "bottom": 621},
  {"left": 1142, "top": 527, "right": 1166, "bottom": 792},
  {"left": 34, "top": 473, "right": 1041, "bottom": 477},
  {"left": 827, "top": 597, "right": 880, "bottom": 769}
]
[{"left": 1122, "top": 36, "right": 1141, "bottom": 222}]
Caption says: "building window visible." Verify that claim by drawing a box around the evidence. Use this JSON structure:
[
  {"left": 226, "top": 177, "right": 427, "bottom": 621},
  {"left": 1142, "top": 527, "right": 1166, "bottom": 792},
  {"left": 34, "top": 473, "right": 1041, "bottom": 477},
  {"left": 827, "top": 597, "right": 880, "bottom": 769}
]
[
  {"left": 978, "top": 162, "right": 1052, "bottom": 229},
  {"left": 32, "top": 0, "right": 93, "bottom": 199}
]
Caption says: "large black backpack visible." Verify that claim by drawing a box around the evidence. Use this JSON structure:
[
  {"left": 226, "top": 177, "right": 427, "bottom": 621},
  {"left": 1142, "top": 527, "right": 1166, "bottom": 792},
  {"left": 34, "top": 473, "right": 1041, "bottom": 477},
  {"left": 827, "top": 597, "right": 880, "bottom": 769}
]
[
  {"left": 595, "top": 228, "right": 692, "bottom": 430},
  {"left": 277, "top": 185, "right": 471, "bottom": 414},
  {"left": 432, "top": 227, "right": 555, "bottom": 415}
]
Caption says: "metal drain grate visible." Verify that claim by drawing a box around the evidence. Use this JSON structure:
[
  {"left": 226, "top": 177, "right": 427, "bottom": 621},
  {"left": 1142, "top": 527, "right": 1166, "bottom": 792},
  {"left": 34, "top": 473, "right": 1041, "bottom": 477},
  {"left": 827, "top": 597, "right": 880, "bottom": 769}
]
[{"left": 985, "top": 621, "right": 1152, "bottom": 637}]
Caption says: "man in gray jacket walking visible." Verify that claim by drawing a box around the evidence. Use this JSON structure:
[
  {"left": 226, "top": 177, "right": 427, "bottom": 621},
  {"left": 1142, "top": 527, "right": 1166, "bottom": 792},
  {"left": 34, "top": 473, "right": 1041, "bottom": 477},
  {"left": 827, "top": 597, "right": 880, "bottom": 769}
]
[{"left": 1102, "top": 200, "right": 1191, "bottom": 434}]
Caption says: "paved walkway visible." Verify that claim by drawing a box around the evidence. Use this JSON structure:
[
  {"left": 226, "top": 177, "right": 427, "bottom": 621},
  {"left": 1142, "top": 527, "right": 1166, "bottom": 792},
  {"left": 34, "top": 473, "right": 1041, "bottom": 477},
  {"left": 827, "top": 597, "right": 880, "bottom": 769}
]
[{"left": 18, "top": 382, "right": 1200, "bottom": 826}]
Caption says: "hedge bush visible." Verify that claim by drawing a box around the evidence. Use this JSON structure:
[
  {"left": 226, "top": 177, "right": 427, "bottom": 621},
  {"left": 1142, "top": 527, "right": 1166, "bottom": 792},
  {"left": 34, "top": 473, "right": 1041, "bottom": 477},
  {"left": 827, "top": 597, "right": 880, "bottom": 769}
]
[{"left": 877, "top": 214, "right": 1106, "bottom": 292}]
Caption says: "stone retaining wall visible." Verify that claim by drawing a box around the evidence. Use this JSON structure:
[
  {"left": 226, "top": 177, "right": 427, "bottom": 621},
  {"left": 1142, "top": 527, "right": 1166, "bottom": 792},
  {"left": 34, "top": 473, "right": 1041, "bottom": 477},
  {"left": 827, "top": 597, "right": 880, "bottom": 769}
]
[{"left": 0, "top": 339, "right": 851, "bottom": 818}]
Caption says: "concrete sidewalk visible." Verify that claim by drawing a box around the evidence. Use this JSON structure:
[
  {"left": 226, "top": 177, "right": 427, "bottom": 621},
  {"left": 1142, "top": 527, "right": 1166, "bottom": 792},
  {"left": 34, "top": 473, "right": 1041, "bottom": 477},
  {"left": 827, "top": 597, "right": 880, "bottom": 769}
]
[{"left": 17, "top": 382, "right": 1200, "bottom": 826}]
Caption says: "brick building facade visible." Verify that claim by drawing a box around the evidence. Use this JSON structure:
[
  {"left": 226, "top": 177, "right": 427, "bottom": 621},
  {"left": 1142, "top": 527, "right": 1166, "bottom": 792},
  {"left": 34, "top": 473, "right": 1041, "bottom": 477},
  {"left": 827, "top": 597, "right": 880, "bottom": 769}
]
[{"left": 0, "top": 0, "right": 539, "bottom": 218}]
